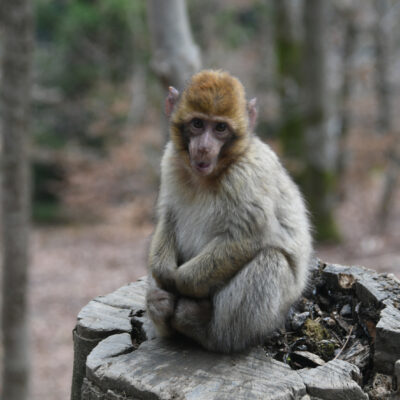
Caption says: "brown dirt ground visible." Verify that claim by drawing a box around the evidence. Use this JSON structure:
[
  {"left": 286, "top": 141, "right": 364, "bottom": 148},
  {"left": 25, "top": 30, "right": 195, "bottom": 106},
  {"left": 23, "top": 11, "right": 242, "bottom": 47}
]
[{"left": 30, "top": 224, "right": 150, "bottom": 400}]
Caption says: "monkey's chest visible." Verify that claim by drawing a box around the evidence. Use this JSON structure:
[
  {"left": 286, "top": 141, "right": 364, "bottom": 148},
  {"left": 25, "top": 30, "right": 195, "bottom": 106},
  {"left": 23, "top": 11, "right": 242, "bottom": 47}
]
[{"left": 174, "top": 201, "right": 221, "bottom": 263}]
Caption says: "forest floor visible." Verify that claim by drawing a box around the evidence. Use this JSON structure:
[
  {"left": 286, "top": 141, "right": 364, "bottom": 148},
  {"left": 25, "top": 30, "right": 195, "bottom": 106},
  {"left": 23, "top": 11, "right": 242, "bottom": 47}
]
[{"left": 30, "top": 223, "right": 150, "bottom": 400}]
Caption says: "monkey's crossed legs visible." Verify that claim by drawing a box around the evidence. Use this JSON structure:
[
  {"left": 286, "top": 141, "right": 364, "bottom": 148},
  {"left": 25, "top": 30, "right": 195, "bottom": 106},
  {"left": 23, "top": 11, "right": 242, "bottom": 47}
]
[{"left": 147, "top": 248, "right": 296, "bottom": 353}]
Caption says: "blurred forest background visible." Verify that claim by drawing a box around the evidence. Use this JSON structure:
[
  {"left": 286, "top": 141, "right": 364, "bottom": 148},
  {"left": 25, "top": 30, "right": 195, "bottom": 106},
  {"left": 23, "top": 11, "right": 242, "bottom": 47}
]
[{"left": 1, "top": 0, "right": 400, "bottom": 399}]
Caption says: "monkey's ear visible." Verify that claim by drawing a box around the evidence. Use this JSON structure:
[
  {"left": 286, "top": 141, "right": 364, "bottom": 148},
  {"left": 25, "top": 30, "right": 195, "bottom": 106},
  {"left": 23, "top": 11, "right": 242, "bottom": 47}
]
[
  {"left": 248, "top": 98, "right": 258, "bottom": 132},
  {"left": 165, "top": 86, "right": 180, "bottom": 118}
]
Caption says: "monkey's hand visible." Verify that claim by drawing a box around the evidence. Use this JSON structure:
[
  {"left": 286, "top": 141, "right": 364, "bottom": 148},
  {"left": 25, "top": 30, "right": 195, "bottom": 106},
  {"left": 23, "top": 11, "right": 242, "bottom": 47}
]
[
  {"left": 175, "top": 237, "right": 261, "bottom": 298},
  {"left": 175, "top": 264, "right": 213, "bottom": 298},
  {"left": 151, "top": 264, "right": 177, "bottom": 293}
]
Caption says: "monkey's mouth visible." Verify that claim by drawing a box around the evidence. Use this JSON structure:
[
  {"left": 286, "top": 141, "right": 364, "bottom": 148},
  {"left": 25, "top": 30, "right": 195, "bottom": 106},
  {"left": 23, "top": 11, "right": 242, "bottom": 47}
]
[{"left": 193, "top": 161, "right": 213, "bottom": 175}]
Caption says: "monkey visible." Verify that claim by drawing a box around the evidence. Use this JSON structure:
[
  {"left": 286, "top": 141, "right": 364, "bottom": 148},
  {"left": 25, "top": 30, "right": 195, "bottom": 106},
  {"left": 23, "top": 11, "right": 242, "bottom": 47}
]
[{"left": 145, "top": 69, "right": 312, "bottom": 353}]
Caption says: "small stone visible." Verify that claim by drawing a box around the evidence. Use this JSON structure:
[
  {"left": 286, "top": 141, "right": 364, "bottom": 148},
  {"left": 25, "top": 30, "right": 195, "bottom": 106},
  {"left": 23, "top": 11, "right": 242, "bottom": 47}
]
[
  {"left": 297, "top": 344, "right": 308, "bottom": 351},
  {"left": 338, "top": 273, "right": 356, "bottom": 289},
  {"left": 323, "top": 317, "right": 336, "bottom": 327},
  {"left": 365, "top": 373, "right": 393, "bottom": 399},
  {"left": 291, "top": 311, "right": 310, "bottom": 331},
  {"left": 340, "top": 304, "right": 352, "bottom": 317},
  {"left": 318, "top": 295, "right": 330, "bottom": 307}
]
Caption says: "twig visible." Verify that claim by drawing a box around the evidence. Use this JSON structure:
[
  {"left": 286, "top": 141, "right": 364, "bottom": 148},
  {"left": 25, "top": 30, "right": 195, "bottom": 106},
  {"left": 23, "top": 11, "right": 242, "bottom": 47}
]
[
  {"left": 333, "top": 326, "right": 354, "bottom": 360},
  {"left": 331, "top": 330, "right": 344, "bottom": 346}
]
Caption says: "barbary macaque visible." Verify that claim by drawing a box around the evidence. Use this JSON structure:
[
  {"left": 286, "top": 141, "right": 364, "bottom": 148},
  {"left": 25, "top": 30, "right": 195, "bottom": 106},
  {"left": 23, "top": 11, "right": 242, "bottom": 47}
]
[{"left": 145, "top": 70, "right": 312, "bottom": 353}]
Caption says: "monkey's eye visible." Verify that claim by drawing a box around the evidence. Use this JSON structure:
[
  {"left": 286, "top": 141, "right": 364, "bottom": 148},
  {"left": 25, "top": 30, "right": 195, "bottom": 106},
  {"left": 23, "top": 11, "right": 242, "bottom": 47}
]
[
  {"left": 215, "top": 122, "right": 227, "bottom": 133},
  {"left": 191, "top": 118, "right": 204, "bottom": 129}
]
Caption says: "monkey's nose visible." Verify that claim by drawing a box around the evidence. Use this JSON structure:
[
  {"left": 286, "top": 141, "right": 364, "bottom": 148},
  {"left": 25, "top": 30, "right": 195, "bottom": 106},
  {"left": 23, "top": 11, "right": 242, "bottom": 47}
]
[{"left": 198, "top": 147, "right": 209, "bottom": 155}]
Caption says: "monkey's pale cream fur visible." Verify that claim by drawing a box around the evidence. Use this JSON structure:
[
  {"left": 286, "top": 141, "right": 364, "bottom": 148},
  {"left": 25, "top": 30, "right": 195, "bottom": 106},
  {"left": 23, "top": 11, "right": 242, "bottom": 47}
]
[{"left": 146, "top": 70, "right": 312, "bottom": 353}]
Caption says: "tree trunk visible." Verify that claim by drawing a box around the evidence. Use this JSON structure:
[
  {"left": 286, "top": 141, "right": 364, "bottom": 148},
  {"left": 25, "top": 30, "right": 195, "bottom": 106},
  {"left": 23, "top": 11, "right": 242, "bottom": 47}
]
[
  {"left": 376, "top": 136, "right": 400, "bottom": 230},
  {"left": 128, "top": 65, "right": 148, "bottom": 126},
  {"left": 146, "top": 0, "right": 201, "bottom": 91},
  {"left": 374, "top": 0, "right": 392, "bottom": 133},
  {"left": 302, "top": 0, "right": 339, "bottom": 241},
  {"left": 374, "top": 0, "right": 398, "bottom": 229},
  {"left": 273, "top": 0, "right": 303, "bottom": 160},
  {"left": 337, "top": 3, "right": 358, "bottom": 199},
  {"left": 0, "top": 0, "right": 34, "bottom": 399}
]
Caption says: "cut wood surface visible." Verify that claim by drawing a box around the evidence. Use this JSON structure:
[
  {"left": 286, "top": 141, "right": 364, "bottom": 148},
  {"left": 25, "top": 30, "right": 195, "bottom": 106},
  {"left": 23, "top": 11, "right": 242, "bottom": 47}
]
[{"left": 71, "top": 264, "right": 400, "bottom": 399}]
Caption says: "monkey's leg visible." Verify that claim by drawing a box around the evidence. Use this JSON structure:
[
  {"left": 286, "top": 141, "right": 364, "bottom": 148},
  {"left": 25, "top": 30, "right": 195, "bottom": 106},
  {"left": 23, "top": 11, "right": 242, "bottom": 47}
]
[
  {"left": 146, "top": 280, "right": 176, "bottom": 337},
  {"left": 205, "top": 249, "right": 301, "bottom": 353},
  {"left": 170, "top": 297, "right": 212, "bottom": 344}
]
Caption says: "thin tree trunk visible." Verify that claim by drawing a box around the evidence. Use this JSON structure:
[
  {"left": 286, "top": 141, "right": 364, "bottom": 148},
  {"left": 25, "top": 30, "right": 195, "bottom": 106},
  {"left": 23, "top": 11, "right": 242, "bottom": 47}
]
[
  {"left": 147, "top": 0, "right": 201, "bottom": 142},
  {"left": 337, "top": 5, "right": 358, "bottom": 198},
  {"left": 255, "top": 2, "right": 275, "bottom": 102},
  {"left": 274, "top": 0, "right": 303, "bottom": 159},
  {"left": 374, "top": 0, "right": 392, "bottom": 133},
  {"left": 146, "top": 0, "right": 201, "bottom": 91},
  {"left": 128, "top": 65, "right": 148, "bottom": 126},
  {"left": 302, "top": 0, "right": 339, "bottom": 241},
  {"left": 0, "top": 0, "right": 34, "bottom": 399},
  {"left": 377, "top": 136, "right": 400, "bottom": 230},
  {"left": 374, "top": 0, "right": 398, "bottom": 229}
]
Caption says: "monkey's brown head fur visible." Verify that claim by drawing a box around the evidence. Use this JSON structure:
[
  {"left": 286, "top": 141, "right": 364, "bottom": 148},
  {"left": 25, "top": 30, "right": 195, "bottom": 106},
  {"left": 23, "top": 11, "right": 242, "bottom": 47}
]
[{"left": 170, "top": 70, "right": 252, "bottom": 179}]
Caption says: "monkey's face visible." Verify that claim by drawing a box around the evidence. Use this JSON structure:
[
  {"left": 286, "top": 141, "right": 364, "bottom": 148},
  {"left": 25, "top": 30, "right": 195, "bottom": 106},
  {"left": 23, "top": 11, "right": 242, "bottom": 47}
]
[
  {"left": 185, "top": 115, "right": 232, "bottom": 176},
  {"left": 166, "top": 70, "right": 258, "bottom": 179}
]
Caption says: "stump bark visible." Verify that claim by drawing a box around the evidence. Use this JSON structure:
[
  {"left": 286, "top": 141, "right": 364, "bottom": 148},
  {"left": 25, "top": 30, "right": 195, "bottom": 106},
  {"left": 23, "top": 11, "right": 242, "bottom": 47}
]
[{"left": 71, "top": 263, "right": 400, "bottom": 400}]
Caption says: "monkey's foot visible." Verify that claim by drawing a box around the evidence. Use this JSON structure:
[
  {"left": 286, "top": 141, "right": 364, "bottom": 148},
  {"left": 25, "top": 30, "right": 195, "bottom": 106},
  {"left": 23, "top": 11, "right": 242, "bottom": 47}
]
[
  {"left": 146, "top": 287, "right": 176, "bottom": 336},
  {"left": 171, "top": 298, "right": 212, "bottom": 338}
]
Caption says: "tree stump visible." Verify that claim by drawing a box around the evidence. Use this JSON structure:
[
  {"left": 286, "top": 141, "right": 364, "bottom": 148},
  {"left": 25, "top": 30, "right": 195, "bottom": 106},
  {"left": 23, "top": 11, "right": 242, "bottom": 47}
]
[{"left": 71, "top": 263, "right": 400, "bottom": 400}]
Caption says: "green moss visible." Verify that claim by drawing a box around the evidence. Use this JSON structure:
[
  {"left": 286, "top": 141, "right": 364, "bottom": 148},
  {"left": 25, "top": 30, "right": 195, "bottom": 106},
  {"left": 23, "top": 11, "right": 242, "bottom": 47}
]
[
  {"left": 316, "top": 340, "right": 336, "bottom": 360},
  {"left": 302, "top": 319, "right": 338, "bottom": 360},
  {"left": 303, "top": 319, "right": 330, "bottom": 341}
]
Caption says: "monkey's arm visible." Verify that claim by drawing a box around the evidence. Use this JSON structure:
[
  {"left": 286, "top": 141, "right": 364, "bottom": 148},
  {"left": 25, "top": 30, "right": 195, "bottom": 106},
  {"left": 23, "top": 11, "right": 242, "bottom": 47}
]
[
  {"left": 175, "top": 235, "right": 262, "bottom": 298},
  {"left": 148, "top": 211, "right": 178, "bottom": 292}
]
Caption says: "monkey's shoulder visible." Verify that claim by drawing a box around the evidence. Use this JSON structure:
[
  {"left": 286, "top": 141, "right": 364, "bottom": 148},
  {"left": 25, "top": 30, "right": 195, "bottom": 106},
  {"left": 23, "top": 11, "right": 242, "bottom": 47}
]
[
  {"left": 224, "top": 138, "right": 310, "bottom": 232},
  {"left": 222, "top": 138, "right": 293, "bottom": 199}
]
